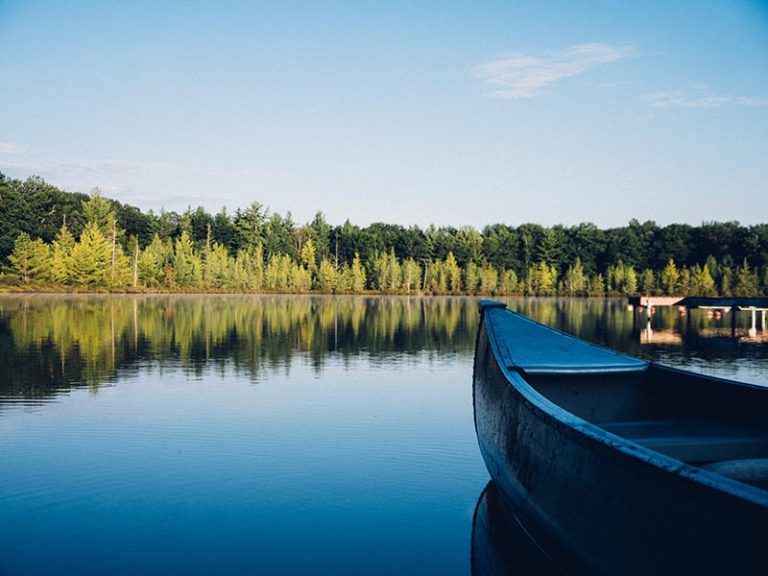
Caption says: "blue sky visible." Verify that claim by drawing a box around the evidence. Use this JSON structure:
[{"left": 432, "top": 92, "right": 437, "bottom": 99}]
[{"left": 1, "top": 1, "right": 767, "bottom": 228}]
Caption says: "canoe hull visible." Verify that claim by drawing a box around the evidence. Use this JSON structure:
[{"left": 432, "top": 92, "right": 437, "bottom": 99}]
[{"left": 473, "top": 308, "right": 768, "bottom": 574}]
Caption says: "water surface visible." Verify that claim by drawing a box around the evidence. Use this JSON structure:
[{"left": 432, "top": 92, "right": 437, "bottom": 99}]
[{"left": 1, "top": 295, "right": 766, "bottom": 575}]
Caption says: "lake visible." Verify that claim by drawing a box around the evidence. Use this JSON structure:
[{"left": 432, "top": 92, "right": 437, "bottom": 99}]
[{"left": 1, "top": 295, "right": 766, "bottom": 575}]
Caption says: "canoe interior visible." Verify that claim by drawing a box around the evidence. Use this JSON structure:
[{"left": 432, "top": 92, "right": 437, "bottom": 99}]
[{"left": 526, "top": 366, "right": 768, "bottom": 471}]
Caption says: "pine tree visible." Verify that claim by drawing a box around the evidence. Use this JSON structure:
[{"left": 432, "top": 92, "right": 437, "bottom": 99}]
[
  {"left": 464, "top": 262, "right": 480, "bottom": 294},
  {"left": 444, "top": 252, "right": 462, "bottom": 294},
  {"left": 317, "top": 258, "right": 338, "bottom": 293},
  {"left": 138, "top": 234, "right": 169, "bottom": 288},
  {"left": 660, "top": 259, "right": 680, "bottom": 295},
  {"left": 499, "top": 269, "right": 519, "bottom": 295},
  {"left": 82, "top": 188, "right": 115, "bottom": 236},
  {"left": 639, "top": 268, "right": 656, "bottom": 295},
  {"left": 691, "top": 264, "right": 716, "bottom": 296},
  {"left": 300, "top": 238, "right": 317, "bottom": 272},
  {"left": 350, "top": 254, "right": 366, "bottom": 292},
  {"left": 289, "top": 264, "right": 312, "bottom": 292},
  {"left": 203, "top": 242, "right": 233, "bottom": 289},
  {"left": 735, "top": 259, "right": 759, "bottom": 297},
  {"left": 49, "top": 223, "right": 75, "bottom": 285},
  {"left": 174, "top": 230, "right": 203, "bottom": 288},
  {"left": 70, "top": 222, "right": 111, "bottom": 287},
  {"left": 233, "top": 244, "right": 264, "bottom": 291},
  {"left": 588, "top": 273, "right": 606, "bottom": 297},
  {"left": 479, "top": 265, "right": 498, "bottom": 294},
  {"left": 401, "top": 258, "right": 421, "bottom": 294},
  {"left": 564, "top": 257, "right": 586, "bottom": 296},
  {"left": 8, "top": 233, "right": 51, "bottom": 284}
]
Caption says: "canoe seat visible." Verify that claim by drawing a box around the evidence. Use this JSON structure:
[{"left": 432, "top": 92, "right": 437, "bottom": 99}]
[
  {"left": 702, "top": 458, "right": 768, "bottom": 490},
  {"left": 598, "top": 419, "right": 768, "bottom": 464}
]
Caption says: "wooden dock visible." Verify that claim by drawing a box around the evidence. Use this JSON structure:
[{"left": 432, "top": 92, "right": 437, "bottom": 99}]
[
  {"left": 674, "top": 297, "right": 768, "bottom": 310},
  {"left": 627, "top": 296, "right": 684, "bottom": 308}
]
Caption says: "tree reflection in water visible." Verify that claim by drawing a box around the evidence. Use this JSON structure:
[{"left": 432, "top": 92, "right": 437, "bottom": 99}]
[{"left": 1, "top": 294, "right": 765, "bottom": 405}]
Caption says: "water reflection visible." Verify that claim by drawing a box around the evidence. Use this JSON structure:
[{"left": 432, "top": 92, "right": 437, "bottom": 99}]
[
  {"left": 1, "top": 295, "right": 766, "bottom": 406},
  {"left": 0, "top": 295, "right": 479, "bottom": 404},
  {"left": 471, "top": 482, "right": 569, "bottom": 576}
]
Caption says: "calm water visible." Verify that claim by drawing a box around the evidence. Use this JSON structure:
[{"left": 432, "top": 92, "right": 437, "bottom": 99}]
[{"left": 1, "top": 295, "right": 766, "bottom": 575}]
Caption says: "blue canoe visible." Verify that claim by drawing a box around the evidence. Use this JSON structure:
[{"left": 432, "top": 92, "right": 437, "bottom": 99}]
[{"left": 473, "top": 301, "right": 768, "bottom": 575}]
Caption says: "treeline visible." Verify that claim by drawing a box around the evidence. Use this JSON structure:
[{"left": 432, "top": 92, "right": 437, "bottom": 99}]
[{"left": 2, "top": 172, "right": 768, "bottom": 296}]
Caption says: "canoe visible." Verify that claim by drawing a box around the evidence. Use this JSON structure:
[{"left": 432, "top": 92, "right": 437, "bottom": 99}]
[{"left": 473, "top": 301, "right": 768, "bottom": 575}]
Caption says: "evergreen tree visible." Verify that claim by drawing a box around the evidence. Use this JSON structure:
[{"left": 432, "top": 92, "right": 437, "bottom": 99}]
[
  {"left": 300, "top": 238, "right": 317, "bottom": 273},
  {"left": 204, "top": 242, "right": 233, "bottom": 289},
  {"left": 499, "top": 269, "right": 519, "bottom": 295},
  {"left": 425, "top": 260, "right": 446, "bottom": 294},
  {"left": 464, "top": 262, "right": 480, "bottom": 294},
  {"left": 82, "top": 188, "right": 114, "bottom": 236},
  {"left": 660, "top": 259, "right": 680, "bottom": 295},
  {"left": 639, "top": 268, "right": 656, "bottom": 295},
  {"left": 309, "top": 212, "right": 332, "bottom": 262},
  {"left": 174, "top": 230, "right": 203, "bottom": 288},
  {"left": 317, "top": 258, "right": 338, "bottom": 293},
  {"left": 690, "top": 264, "right": 716, "bottom": 296},
  {"left": 479, "top": 265, "right": 498, "bottom": 294},
  {"left": 138, "top": 234, "right": 170, "bottom": 288},
  {"left": 401, "top": 258, "right": 421, "bottom": 294},
  {"left": 735, "top": 259, "right": 759, "bottom": 297},
  {"left": 233, "top": 201, "right": 267, "bottom": 251},
  {"left": 444, "top": 252, "right": 462, "bottom": 294},
  {"left": 563, "top": 257, "right": 587, "bottom": 296},
  {"left": 50, "top": 223, "right": 76, "bottom": 285},
  {"left": 588, "top": 273, "right": 606, "bottom": 297},
  {"left": 8, "top": 233, "right": 51, "bottom": 284},
  {"left": 350, "top": 254, "right": 366, "bottom": 292},
  {"left": 289, "top": 264, "right": 312, "bottom": 293},
  {"left": 527, "top": 261, "right": 557, "bottom": 296},
  {"left": 719, "top": 264, "right": 733, "bottom": 297},
  {"left": 233, "top": 244, "right": 264, "bottom": 291},
  {"left": 70, "top": 222, "right": 111, "bottom": 287}
]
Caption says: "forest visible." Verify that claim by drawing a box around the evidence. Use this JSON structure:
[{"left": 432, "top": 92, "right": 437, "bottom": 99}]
[{"left": 1, "top": 171, "right": 767, "bottom": 296}]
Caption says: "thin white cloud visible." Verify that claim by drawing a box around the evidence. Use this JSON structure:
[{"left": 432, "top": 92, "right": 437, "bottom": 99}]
[
  {"left": 644, "top": 88, "right": 768, "bottom": 109},
  {"left": 0, "top": 142, "right": 25, "bottom": 154},
  {"left": 474, "top": 43, "right": 636, "bottom": 99},
  {"left": 1, "top": 157, "right": 177, "bottom": 178}
]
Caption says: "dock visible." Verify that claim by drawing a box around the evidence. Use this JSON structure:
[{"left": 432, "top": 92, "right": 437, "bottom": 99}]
[
  {"left": 629, "top": 296, "right": 768, "bottom": 337},
  {"left": 627, "top": 296, "right": 683, "bottom": 308}
]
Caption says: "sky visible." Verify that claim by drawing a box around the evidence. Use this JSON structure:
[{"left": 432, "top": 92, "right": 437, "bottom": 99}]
[{"left": 1, "top": 1, "right": 767, "bottom": 229}]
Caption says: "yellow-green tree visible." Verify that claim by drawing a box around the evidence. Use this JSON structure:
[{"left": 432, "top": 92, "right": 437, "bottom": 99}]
[
  {"left": 735, "top": 259, "right": 759, "bottom": 297},
  {"left": 50, "top": 223, "right": 75, "bottom": 285},
  {"left": 690, "top": 264, "right": 716, "bottom": 296},
  {"left": 479, "top": 265, "right": 498, "bottom": 294},
  {"left": 563, "top": 257, "right": 587, "bottom": 296},
  {"left": 70, "top": 222, "right": 111, "bottom": 287},
  {"left": 401, "top": 258, "right": 421, "bottom": 294},
  {"left": 464, "top": 262, "right": 480, "bottom": 294},
  {"left": 8, "top": 233, "right": 51, "bottom": 284},
  {"left": 444, "top": 252, "right": 461, "bottom": 294},
  {"left": 138, "top": 234, "right": 170, "bottom": 288},
  {"left": 659, "top": 259, "right": 680, "bottom": 295},
  {"left": 317, "top": 258, "right": 338, "bottom": 293},
  {"left": 174, "top": 231, "right": 203, "bottom": 288}
]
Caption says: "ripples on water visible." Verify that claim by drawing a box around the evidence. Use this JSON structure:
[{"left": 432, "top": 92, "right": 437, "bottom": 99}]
[{"left": 0, "top": 295, "right": 766, "bottom": 575}]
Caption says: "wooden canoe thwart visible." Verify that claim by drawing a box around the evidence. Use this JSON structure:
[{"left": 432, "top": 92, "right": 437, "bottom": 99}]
[{"left": 473, "top": 301, "right": 768, "bottom": 575}]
